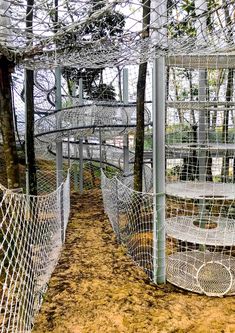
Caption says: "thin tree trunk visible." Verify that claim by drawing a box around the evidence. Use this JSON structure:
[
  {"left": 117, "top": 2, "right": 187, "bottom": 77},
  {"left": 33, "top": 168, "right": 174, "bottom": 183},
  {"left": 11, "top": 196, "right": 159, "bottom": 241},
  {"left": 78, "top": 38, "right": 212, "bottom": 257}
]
[
  {"left": 134, "top": 0, "right": 150, "bottom": 192},
  {"left": 25, "top": 69, "right": 37, "bottom": 195},
  {"left": 212, "top": 69, "right": 225, "bottom": 130},
  {"left": 134, "top": 62, "right": 148, "bottom": 192},
  {"left": 188, "top": 70, "right": 196, "bottom": 124},
  {"left": 172, "top": 68, "right": 183, "bottom": 124},
  {"left": 0, "top": 56, "right": 20, "bottom": 189},
  {"left": 25, "top": 0, "right": 37, "bottom": 195}
]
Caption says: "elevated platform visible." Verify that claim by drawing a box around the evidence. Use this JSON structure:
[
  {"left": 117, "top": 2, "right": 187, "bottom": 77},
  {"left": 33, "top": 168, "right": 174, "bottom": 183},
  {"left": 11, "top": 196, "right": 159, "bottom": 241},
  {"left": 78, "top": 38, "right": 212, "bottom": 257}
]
[
  {"left": 167, "top": 54, "right": 235, "bottom": 69},
  {"left": 167, "top": 101, "right": 235, "bottom": 110},
  {"left": 166, "top": 181, "right": 235, "bottom": 200},
  {"left": 166, "top": 143, "right": 235, "bottom": 159},
  {"left": 166, "top": 216, "right": 235, "bottom": 246},
  {"left": 35, "top": 104, "right": 151, "bottom": 142}
]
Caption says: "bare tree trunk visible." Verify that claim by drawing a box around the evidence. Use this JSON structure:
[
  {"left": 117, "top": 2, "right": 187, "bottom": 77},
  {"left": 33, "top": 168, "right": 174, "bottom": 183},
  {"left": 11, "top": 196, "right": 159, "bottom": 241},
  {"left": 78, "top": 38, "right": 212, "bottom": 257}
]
[
  {"left": 25, "top": 69, "right": 37, "bottom": 194},
  {"left": 25, "top": 0, "right": 37, "bottom": 195},
  {"left": 134, "top": 0, "right": 150, "bottom": 192},
  {"left": 134, "top": 62, "right": 148, "bottom": 192},
  {"left": 172, "top": 68, "right": 183, "bottom": 124},
  {"left": 188, "top": 70, "right": 196, "bottom": 124},
  {"left": 0, "top": 56, "right": 20, "bottom": 189},
  {"left": 212, "top": 69, "right": 225, "bottom": 130}
]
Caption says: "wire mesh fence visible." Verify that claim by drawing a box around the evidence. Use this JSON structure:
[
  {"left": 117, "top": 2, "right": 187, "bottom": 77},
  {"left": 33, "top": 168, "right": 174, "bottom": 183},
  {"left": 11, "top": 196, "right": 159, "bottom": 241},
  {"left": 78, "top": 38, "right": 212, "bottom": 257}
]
[
  {"left": 0, "top": 170, "right": 70, "bottom": 333},
  {"left": 101, "top": 170, "right": 161, "bottom": 280}
]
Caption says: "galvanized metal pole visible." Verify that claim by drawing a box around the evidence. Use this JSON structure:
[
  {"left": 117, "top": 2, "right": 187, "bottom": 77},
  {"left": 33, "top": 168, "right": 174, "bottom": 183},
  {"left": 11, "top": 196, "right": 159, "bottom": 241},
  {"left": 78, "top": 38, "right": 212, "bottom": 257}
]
[
  {"left": 198, "top": 70, "right": 207, "bottom": 183},
  {"left": 123, "top": 68, "right": 129, "bottom": 175},
  {"left": 79, "top": 138, "right": 84, "bottom": 193},
  {"left": 79, "top": 78, "right": 84, "bottom": 193},
  {"left": 55, "top": 67, "right": 63, "bottom": 188},
  {"left": 99, "top": 127, "right": 102, "bottom": 169},
  {"left": 67, "top": 133, "right": 71, "bottom": 167},
  {"left": 196, "top": 0, "right": 208, "bottom": 226},
  {"left": 152, "top": 56, "right": 166, "bottom": 284}
]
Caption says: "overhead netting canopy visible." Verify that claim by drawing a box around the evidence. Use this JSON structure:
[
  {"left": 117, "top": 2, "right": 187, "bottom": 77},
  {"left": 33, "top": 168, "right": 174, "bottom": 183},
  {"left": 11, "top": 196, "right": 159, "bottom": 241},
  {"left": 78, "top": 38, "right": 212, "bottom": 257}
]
[
  {"left": 0, "top": 0, "right": 234, "bottom": 69},
  {"left": 1, "top": 5, "right": 235, "bottom": 332}
]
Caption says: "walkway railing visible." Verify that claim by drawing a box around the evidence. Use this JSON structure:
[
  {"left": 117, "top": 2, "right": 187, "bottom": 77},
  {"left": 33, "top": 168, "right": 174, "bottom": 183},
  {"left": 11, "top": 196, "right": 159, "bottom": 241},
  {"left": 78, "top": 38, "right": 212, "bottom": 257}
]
[
  {"left": 0, "top": 170, "right": 70, "bottom": 333},
  {"left": 101, "top": 170, "right": 159, "bottom": 280}
]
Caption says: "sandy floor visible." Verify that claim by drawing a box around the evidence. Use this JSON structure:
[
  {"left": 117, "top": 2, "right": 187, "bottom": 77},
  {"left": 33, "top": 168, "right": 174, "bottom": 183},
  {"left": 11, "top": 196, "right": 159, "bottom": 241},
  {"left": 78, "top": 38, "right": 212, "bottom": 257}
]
[{"left": 33, "top": 189, "right": 235, "bottom": 333}]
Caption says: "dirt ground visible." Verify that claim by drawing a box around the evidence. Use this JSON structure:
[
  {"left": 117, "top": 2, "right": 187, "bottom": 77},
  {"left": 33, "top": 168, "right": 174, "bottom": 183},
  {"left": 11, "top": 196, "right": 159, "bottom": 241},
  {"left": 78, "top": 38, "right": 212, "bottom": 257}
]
[{"left": 33, "top": 189, "right": 235, "bottom": 333}]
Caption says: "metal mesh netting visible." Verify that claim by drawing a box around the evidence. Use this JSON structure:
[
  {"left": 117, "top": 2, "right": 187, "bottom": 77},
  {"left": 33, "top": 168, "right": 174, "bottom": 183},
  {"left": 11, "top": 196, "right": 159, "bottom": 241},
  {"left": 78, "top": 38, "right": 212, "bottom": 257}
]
[
  {"left": 0, "top": 0, "right": 234, "bottom": 69},
  {"left": 164, "top": 53, "right": 235, "bottom": 296},
  {"left": 0, "top": 171, "right": 70, "bottom": 332},
  {"left": 34, "top": 103, "right": 151, "bottom": 142},
  {"left": 101, "top": 170, "right": 156, "bottom": 279}
]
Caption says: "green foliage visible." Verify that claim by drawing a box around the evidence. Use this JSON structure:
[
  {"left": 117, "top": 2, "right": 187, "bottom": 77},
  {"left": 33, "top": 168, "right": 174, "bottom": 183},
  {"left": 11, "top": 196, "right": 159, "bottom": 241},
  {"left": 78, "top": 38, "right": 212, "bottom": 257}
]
[
  {"left": 166, "top": 124, "right": 193, "bottom": 144},
  {"left": 168, "top": 0, "right": 196, "bottom": 38},
  {"left": 208, "top": 128, "right": 235, "bottom": 143},
  {"left": 181, "top": 0, "right": 195, "bottom": 14},
  {"left": 144, "top": 135, "right": 152, "bottom": 150}
]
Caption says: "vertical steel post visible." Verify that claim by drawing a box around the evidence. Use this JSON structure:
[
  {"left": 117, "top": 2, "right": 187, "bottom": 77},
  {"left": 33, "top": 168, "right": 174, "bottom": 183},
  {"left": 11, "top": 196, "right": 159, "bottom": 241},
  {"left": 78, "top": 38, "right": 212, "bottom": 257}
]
[
  {"left": 123, "top": 68, "right": 129, "bottom": 175},
  {"left": 195, "top": 0, "right": 208, "bottom": 227},
  {"left": 152, "top": 56, "right": 166, "bottom": 284},
  {"left": 55, "top": 67, "right": 63, "bottom": 188},
  {"left": 73, "top": 146, "right": 79, "bottom": 192},
  {"left": 99, "top": 128, "right": 102, "bottom": 169},
  {"left": 78, "top": 78, "right": 84, "bottom": 193},
  {"left": 67, "top": 133, "right": 70, "bottom": 167},
  {"left": 198, "top": 70, "right": 207, "bottom": 183},
  {"left": 79, "top": 138, "right": 84, "bottom": 193},
  {"left": 198, "top": 70, "right": 207, "bottom": 227}
]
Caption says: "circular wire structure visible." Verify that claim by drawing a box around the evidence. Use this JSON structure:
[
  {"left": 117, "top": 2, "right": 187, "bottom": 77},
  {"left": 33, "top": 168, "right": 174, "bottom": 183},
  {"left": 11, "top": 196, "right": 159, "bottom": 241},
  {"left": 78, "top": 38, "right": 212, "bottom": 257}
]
[
  {"left": 166, "top": 216, "right": 235, "bottom": 246},
  {"left": 167, "top": 252, "right": 235, "bottom": 296},
  {"left": 35, "top": 103, "right": 151, "bottom": 142},
  {"left": 2, "top": 3, "right": 235, "bottom": 332},
  {"left": 196, "top": 261, "right": 233, "bottom": 297}
]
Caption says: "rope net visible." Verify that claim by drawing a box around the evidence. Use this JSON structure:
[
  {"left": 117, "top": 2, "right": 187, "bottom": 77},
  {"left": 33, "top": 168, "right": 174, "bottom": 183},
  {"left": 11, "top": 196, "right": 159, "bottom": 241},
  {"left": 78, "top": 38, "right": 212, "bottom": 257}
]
[
  {"left": 0, "top": 0, "right": 234, "bottom": 69},
  {"left": 0, "top": 1, "right": 235, "bottom": 328},
  {"left": 99, "top": 53, "right": 235, "bottom": 297},
  {"left": 0, "top": 171, "right": 70, "bottom": 332},
  {"left": 165, "top": 54, "right": 235, "bottom": 296},
  {"left": 101, "top": 170, "right": 157, "bottom": 279}
]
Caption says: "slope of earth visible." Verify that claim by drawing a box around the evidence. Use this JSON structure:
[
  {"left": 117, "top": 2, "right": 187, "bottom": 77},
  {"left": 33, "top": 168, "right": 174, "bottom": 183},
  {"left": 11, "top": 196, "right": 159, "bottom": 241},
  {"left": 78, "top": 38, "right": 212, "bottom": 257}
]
[{"left": 33, "top": 189, "right": 235, "bottom": 333}]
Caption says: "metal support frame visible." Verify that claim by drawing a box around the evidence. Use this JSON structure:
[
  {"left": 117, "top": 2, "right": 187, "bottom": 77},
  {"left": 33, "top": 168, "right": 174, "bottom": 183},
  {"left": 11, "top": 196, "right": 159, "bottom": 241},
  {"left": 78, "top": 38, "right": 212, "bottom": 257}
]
[
  {"left": 195, "top": 0, "right": 208, "bottom": 227},
  {"left": 55, "top": 67, "right": 63, "bottom": 188},
  {"left": 123, "top": 68, "right": 129, "bottom": 175},
  {"left": 78, "top": 78, "right": 84, "bottom": 193},
  {"left": 198, "top": 69, "right": 208, "bottom": 227},
  {"left": 67, "top": 133, "right": 71, "bottom": 167},
  {"left": 99, "top": 128, "right": 102, "bottom": 169},
  {"left": 79, "top": 138, "right": 84, "bottom": 193},
  {"left": 198, "top": 70, "right": 207, "bottom": 183},
  {"left": 152, "top": 56, "right": 166, "bottom": 284},
  {"left": 60, "top": 183, "right": 65, "bottom": 242}
]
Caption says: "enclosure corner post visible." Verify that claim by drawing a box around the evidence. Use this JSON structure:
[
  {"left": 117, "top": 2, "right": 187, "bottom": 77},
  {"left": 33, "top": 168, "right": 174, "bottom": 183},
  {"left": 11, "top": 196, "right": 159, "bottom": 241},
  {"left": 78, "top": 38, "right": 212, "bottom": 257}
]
[
  {"left": 79, "top": 138, "right": 84, "bottom": 194},
  {"left": 60, "top": 182, "right": 65, "bottom": 243},
  {"left": 55, "top": 67, "right": 63, "bottom": 188},
  {"left": 152, "top": 56, "right": 166, "bottom": 284},
  {"left": 79, "top": 78, "right": 84, "bottom": 193},
  {"left": 123, "top": 68, "right": 129, "bottom": 176}
]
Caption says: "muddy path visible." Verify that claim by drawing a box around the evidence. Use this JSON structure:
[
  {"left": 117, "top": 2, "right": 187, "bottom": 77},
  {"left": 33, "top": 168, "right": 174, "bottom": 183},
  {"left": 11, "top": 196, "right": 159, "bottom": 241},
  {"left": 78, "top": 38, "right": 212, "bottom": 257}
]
[{"left": 33, "top": 189, "right": 235, "bottom": 333}]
